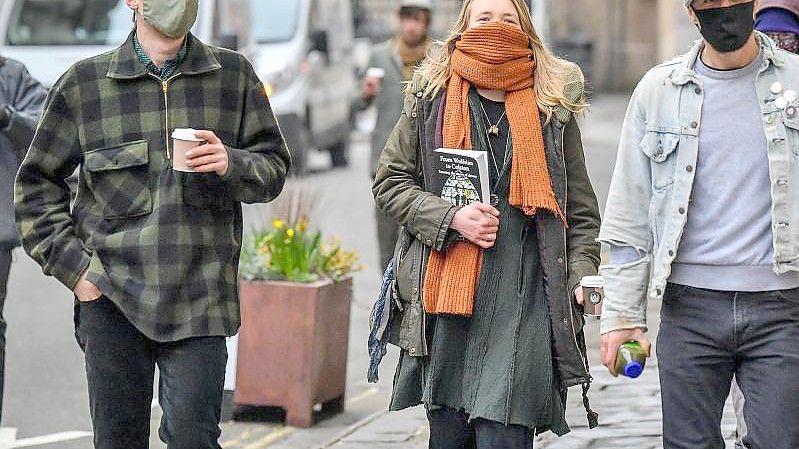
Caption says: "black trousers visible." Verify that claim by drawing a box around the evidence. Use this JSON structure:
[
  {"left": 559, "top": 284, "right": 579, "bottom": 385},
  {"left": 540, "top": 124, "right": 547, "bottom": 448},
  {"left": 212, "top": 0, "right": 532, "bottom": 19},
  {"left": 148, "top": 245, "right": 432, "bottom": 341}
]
[
  {"left": 74, "top": 296, "right": 227, "bottom": 449},
  {"left": 428, "top": 407, "right": 534, "bottom": 449},
  {"left": 658, "top": 284, "right": 799, "bottom": 449},
  {"left": 0, "top": 249, "right": 10, "bottom": 422}
]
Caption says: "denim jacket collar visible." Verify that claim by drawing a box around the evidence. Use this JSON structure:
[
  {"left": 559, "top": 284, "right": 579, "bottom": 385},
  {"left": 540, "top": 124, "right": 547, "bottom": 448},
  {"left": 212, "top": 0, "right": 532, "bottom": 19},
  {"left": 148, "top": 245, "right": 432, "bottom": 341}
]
[{"left": 669, "top": 31, "right": 784, "bottom": 87}]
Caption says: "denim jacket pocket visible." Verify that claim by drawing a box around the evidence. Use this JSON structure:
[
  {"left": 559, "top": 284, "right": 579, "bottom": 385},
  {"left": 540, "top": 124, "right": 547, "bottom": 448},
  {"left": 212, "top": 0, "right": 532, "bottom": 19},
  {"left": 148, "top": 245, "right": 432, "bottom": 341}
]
[{"left": 640, "top": 129, "right": 679, "bottom": 191}]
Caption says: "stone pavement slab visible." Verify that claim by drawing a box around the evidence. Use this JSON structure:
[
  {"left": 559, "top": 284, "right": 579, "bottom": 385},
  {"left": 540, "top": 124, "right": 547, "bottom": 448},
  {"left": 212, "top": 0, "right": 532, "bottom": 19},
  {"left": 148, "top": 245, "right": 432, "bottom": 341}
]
[{"left": 324, "top": 358, "right": 740, "bottom": 449}]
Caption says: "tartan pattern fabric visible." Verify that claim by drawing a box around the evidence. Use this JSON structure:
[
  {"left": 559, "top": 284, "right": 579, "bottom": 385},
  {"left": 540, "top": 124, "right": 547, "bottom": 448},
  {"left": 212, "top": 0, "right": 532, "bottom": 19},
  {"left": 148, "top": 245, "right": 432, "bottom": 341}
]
[
  {"left": 15, "top": 32, "right": 291, "bottom": 342},
  {"left": 133, "top": 33, "right": 188, "bottom": 79}
]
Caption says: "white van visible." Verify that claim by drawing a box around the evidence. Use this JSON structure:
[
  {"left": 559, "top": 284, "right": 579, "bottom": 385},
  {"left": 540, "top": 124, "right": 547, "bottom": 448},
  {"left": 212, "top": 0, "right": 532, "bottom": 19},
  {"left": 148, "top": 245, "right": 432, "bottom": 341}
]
[
  {"left": 0, "top": 0, "right": 253, "bottom": 88},
  {"left": 249, "top": 0, "right": 357, "bottom": 171}
]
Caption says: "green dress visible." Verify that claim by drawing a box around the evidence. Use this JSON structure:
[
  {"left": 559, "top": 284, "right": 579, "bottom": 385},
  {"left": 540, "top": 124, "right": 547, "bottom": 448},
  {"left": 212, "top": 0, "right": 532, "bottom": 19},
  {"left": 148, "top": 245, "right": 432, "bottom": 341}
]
[{"left": 389, "top": 92, "right": 569, "bottom": 436}]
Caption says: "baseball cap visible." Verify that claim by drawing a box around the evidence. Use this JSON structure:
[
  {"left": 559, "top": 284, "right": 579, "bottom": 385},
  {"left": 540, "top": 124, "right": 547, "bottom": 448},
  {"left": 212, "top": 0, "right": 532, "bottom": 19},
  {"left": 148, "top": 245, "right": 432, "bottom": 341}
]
[{"left": 401, "top": 0, "right": 433, "bottom": 10}]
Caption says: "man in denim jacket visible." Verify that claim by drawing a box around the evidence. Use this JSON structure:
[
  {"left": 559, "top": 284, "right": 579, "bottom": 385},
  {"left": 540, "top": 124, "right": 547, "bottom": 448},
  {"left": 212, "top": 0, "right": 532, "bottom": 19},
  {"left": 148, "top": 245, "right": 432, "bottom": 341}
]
[{"left": 600, "top": 1, "right": 799, "bottom": 447}]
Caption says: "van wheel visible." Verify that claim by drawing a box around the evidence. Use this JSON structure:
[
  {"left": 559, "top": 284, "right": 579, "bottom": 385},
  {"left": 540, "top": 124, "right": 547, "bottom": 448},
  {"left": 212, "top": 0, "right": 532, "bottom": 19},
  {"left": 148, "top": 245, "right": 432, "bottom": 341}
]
[{"left": 329, "top": 139, "right": 349, "bottom": 168}]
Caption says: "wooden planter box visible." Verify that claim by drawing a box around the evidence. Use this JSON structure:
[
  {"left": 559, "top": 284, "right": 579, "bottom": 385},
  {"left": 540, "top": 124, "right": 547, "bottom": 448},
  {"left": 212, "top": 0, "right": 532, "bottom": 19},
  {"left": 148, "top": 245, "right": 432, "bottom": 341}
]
[{"left": 234, "top": 277, "right": 353, "bottom": 427}]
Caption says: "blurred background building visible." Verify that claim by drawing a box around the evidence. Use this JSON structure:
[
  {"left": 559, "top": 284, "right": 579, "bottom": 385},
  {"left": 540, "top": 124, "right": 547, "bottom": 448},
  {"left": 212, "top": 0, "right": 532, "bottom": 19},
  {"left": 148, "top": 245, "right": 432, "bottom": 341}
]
[{"left": 355, "top": 0, "right": 699, "bottom": 92}]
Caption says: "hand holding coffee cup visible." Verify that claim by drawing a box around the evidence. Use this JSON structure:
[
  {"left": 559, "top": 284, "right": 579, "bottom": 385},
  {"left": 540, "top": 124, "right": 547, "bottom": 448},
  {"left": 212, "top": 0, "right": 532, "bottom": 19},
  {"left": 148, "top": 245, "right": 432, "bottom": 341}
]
[
  {"left": 172, "top": 128, "right": 229, "bottom": 176},
  {"left": 580, "top": 275, "right": 605, "bottom": 317},
  {"left": 362, "top": 67, "right": 385, "bottom": 100}
]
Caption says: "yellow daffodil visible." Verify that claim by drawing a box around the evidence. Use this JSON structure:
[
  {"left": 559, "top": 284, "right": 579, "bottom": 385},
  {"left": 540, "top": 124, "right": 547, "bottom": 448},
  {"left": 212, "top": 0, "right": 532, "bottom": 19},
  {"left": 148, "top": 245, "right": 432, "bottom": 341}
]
[
  {"left": 287, "top": 228, "right": 295, "bottom": 238},
  {"left": 297, "top": 218, "right": 309, "bottom": 232},
  {"left": 272, "top": 219, "right": 284, "bottom": 229}
]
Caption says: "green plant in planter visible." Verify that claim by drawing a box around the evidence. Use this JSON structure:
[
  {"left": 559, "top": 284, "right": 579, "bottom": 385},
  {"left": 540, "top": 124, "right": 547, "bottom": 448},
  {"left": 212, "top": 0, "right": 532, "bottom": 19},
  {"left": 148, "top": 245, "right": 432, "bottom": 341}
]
[{"left": 240, "top": 218, "right": 362, "bottom": 283}]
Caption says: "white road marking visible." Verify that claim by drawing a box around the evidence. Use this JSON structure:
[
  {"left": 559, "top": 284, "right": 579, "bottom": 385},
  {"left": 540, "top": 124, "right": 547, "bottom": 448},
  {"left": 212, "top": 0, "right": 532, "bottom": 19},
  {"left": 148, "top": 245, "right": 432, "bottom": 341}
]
[{"left": 0, "top": 428, "right": 92, "bottom": 448}]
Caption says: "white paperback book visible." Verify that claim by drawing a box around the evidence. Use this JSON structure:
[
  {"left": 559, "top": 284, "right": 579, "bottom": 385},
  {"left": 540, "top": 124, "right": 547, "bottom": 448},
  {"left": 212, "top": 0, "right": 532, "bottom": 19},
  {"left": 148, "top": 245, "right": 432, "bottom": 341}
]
[{"left": 431, "top": 148, "right": 491, "bottom": 206}]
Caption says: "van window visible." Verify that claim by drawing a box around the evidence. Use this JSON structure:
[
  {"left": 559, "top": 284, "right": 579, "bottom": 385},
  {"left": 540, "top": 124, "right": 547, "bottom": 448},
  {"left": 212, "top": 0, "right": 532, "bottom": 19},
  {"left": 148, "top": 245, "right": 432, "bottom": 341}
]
[
  {"left": 7, "top": 0, "right": 135, "bottom": 46},
  {"left": 249, "top": 0, "right": 299, "bottom": 44}
]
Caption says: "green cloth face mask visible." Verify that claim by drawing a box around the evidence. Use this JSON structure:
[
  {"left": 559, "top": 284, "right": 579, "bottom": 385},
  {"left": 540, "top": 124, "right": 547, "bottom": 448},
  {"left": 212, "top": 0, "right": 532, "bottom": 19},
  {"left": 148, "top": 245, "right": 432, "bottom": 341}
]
[{"left": 142, "top": 0, "right": 199, "bottom": 39}]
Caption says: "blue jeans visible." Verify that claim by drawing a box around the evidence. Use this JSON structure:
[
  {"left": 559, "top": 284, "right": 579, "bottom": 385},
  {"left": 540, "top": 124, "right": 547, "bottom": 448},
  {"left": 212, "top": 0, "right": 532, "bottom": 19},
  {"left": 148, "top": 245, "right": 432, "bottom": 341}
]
[
  {"left": 427, "top": 407, "right": 534, "bottom": 449},
  {"left": 658, "top": 284, "right": 799, "bottom": 449},
  {"left": 75, "top": 296, "right": 227, "bottom": 449}
]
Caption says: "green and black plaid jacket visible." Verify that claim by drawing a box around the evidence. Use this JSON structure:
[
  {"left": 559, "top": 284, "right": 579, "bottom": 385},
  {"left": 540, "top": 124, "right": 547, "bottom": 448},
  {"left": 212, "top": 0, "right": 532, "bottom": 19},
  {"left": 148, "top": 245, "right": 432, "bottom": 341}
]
[{"left": 15, "top": 32, "right": 291, "bottom": 342}]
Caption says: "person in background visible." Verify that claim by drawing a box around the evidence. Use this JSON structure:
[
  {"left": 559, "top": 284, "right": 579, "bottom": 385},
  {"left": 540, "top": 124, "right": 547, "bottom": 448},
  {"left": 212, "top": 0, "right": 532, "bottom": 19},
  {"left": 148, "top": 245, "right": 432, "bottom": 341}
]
[
  {"left": 601, "top": 0, "right": 799, "bottom": 448},
  {"left": 14, "top": 0, "right": 290, "bottom": 447},
  {"left": 0, "top": 58, "right": 46, "bottom": 421},
  {"left": 356, "top": 0, "right": 433, "bottom": 270},
  {"left": 756, "top": 0, "right": 799, "bottom": 52}
]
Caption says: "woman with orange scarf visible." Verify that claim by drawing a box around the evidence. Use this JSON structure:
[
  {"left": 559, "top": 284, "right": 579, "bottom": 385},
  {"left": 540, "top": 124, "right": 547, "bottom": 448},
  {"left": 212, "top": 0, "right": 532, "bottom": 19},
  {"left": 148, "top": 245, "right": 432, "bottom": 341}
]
[{"left": 372, "top": 0, "right": 601, "bottom": 447}]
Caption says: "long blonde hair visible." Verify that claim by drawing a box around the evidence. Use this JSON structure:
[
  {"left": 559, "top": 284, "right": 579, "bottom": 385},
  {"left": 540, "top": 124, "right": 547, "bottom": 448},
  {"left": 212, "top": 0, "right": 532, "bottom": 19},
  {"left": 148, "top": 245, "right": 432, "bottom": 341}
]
[{"left": 413, "top": 0, "right": 587, "bottom": 117}]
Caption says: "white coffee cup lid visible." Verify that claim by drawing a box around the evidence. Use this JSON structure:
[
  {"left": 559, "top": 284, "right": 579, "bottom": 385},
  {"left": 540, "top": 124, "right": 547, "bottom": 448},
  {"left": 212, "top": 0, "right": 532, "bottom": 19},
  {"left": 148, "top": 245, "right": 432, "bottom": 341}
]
[
  {"left": 171, "top": 128, "right": 203, "bottom": 141},
  {"left": 366, "top": 67, "right": 386, "bottom": 78},
  {"left": 580, "top": 275, "right": 604, "bottom": 288}
]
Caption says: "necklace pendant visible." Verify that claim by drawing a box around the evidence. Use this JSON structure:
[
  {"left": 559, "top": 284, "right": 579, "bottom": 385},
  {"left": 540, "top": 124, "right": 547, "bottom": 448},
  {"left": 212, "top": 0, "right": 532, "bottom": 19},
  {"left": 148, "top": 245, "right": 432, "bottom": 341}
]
[{"left": 488, "top": 125, "right": 500, "bottom": 136}]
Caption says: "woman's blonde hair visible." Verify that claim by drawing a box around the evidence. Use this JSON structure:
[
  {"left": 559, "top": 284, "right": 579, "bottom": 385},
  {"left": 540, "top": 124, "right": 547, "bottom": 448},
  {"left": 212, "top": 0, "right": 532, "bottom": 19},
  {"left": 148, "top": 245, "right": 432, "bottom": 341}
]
[{"left": 413, "top": 0, "right": 588, "bottom": 117}]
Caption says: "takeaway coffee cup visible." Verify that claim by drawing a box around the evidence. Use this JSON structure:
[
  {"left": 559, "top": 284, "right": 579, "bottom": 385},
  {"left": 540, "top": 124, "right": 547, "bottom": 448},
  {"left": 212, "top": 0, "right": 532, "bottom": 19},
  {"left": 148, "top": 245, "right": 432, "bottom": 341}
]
[
  {"left": 171, "top": 128, "right": 204, "bottom": 172},
  {"left": 580, "top": 275, "right": 605, "bottom": 317},
  {"left": 366, "top": 67, "right": 386, "bottom": 80}
]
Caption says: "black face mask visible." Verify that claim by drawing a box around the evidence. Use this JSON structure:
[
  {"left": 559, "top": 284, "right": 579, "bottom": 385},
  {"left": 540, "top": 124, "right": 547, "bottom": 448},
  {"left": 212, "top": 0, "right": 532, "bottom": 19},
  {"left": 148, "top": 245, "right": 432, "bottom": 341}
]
[{"left": 693, "top": 1, "right": 755, "bottom": 53}]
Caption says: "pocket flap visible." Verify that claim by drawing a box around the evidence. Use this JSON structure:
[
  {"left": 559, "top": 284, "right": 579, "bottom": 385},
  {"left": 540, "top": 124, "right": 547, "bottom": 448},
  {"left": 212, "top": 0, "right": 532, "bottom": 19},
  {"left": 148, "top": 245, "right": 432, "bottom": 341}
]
[
  {"left": 640, "top": 131, "right": 679, "bottom": 163},
  {"left": 85, "top": 140, "right": 149, "bottom": 172}
]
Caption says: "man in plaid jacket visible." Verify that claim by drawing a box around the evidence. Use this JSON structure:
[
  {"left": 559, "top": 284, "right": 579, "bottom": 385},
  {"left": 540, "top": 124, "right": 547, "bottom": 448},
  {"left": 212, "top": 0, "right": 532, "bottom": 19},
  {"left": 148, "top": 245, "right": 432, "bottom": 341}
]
[{"left": 14, "top": 1, "right": 290, "bottom": 448}]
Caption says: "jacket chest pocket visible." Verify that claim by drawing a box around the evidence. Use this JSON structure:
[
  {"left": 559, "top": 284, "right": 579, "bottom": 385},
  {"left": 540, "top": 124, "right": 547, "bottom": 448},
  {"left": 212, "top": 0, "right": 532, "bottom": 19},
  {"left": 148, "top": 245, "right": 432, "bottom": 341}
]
[
  {"left": 640, "top": 129, "right": 680, "bottom": 191},
  {"left": 84, "top": 140, "right": 153, "bottom": 219}
]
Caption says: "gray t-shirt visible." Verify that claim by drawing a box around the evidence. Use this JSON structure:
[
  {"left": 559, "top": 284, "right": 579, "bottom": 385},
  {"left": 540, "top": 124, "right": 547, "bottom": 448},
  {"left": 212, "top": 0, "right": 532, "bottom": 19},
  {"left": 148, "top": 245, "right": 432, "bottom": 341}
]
[{"left": 668, "top": 51, "right": 799, "bottom": 291}]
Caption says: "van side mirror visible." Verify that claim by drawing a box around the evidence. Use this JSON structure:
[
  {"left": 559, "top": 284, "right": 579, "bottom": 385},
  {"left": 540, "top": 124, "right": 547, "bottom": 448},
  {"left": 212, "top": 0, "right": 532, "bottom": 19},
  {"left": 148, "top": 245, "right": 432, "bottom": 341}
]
[
  {"left": 311, "top": 30, "right": 329, "bottom": 55},
  {"left": 217, "top": 33, "right": 239, "bottom": 51}
]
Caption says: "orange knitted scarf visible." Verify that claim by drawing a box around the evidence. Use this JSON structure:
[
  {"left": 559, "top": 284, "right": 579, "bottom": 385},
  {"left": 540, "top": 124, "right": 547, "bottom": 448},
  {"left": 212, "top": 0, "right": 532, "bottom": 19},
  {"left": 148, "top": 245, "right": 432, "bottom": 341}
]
[{"left": 423, "top": 22, "right": 565, "bottom": 317}]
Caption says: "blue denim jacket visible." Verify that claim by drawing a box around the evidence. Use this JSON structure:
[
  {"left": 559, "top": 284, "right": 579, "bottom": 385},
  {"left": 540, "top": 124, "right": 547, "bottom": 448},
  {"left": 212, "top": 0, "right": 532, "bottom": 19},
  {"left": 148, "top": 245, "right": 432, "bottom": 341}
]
[{"left": 599, "top": 33, "right": 799, "bottom": 334}]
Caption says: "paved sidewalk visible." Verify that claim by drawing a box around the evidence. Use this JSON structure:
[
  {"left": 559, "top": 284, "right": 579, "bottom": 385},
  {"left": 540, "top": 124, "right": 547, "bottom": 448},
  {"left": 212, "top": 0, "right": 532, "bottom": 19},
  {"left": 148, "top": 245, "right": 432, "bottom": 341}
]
[{"left": 319, "top": 358, "right": 740, "bottom": 449}]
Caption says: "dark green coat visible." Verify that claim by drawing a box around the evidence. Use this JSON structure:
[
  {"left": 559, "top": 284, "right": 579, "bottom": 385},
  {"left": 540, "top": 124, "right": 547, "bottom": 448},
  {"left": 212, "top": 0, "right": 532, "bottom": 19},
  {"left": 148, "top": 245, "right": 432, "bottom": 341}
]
[{"left": 372, "top": 67, "right": 601, "bottom": 425}]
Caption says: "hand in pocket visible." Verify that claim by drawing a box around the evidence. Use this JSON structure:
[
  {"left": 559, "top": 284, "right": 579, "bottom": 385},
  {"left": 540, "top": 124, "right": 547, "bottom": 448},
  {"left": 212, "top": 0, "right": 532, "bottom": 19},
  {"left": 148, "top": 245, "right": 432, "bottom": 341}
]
[{"left": 74, "top": 270, "right": 102, "bottom": 303}]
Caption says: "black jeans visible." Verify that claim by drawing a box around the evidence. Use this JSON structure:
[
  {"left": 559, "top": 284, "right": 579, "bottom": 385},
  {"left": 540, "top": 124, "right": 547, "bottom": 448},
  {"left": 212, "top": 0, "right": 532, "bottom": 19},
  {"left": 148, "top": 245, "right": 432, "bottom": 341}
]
[
  {"left": 658, "top": 284, "right": 799, "bottom": 449},
  {"left": 0, "top": 249, "right": 10, "bottom": 422},
  {"left": 75, "top": 296, "right": 227, "bottom": 449},
  {"left": 428, "top": 407, "right": 534, "bottom": 449}
]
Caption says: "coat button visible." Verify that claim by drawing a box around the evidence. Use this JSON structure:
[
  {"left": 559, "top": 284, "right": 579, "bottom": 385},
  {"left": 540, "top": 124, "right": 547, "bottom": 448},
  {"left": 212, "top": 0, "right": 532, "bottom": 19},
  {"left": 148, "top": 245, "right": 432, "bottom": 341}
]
[
  {"left": 426, "top": 239, "right": 432, "bottom": 246},
  {"left": 411, "top": 112, "right": 417, "bottom": 118},
  {"left": 656, "top": 288, "right": 663, "bottom": 296},
  {"left": 557, "top": 257, "right": 564, "bottom": 264},
  {"left": 678, "top": 207, "right": 685, "bottom": 214},
  {"left": 668, "top": 250, "right": 674, "bottom": 256},
  {"left": 694, "top": 87, "right": 702, "bottom": 94},
  {"left": 686, "top": 165, "right": 694, "bottom": 172},
  {"left": 409, "top": 347, "right": 416, "bottom": 354},
  {"left": 690, "top": 121, "right": 698, "bottom": 129},
  {"left": 416, "top": 92, "right": 423, "bottom": 98}
]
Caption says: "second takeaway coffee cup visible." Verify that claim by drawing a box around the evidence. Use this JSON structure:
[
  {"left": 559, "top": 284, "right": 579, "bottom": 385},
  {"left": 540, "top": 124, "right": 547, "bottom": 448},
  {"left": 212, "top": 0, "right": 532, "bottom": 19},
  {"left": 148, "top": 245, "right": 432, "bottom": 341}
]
[
  {"left": 171, "top": 128, "right": 204, "bottom": 172},
  {"left": 580, "top": 275, "right": 605, "bottom": 317},
  {"left": 366, "top": 67, "right": 386, "bottom": 80}
]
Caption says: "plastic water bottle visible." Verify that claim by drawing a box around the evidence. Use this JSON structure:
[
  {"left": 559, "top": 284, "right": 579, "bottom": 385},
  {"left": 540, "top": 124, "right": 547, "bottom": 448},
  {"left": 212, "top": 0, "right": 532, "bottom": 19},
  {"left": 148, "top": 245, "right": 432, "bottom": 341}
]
[{"left": 615, "top": 341, "right": 647, "bottom": 378}]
